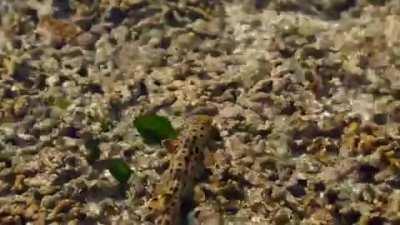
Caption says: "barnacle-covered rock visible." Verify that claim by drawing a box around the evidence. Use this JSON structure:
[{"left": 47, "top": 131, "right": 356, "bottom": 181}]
[
  {"left": 187, "top": 204, "right": 222, "bottom": 225},
  {"left": 1, "top": 0, "right": 400, "bottom": 224}
]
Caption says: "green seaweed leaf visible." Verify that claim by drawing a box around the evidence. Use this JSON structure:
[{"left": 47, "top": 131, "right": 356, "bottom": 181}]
[
  {"left": 108, "top": 158, "right": 132, "bottom": 183},
  {"left": 134, "top": 114, "right": 177, "bottom": 144}
]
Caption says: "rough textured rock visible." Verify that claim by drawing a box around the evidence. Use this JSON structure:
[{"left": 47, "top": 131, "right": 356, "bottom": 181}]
[{"left": 1, "top": 0, "right": 400, "bottom": 224}]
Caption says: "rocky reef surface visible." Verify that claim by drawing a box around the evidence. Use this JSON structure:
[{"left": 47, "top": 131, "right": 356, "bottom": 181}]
[{"left": 1, "top": 0, "right": 400, "bottom": 224}]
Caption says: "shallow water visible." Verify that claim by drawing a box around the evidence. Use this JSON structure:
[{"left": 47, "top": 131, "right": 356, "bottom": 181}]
[{"left": 1, "top": 1, "right": 400, "bottom": 225}]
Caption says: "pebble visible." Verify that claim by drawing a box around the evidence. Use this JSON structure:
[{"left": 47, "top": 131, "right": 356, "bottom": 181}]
[{"left": 74, "top": 32, "right": 99, "bottom": 49}]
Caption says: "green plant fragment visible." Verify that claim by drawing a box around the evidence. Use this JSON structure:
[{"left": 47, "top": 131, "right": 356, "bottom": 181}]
[
  {"left": 134, "top": 114, "right": 178, "bottom": 144},
  {"left": 108, "top": 158, "right": 132, "bottom": 183}
]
